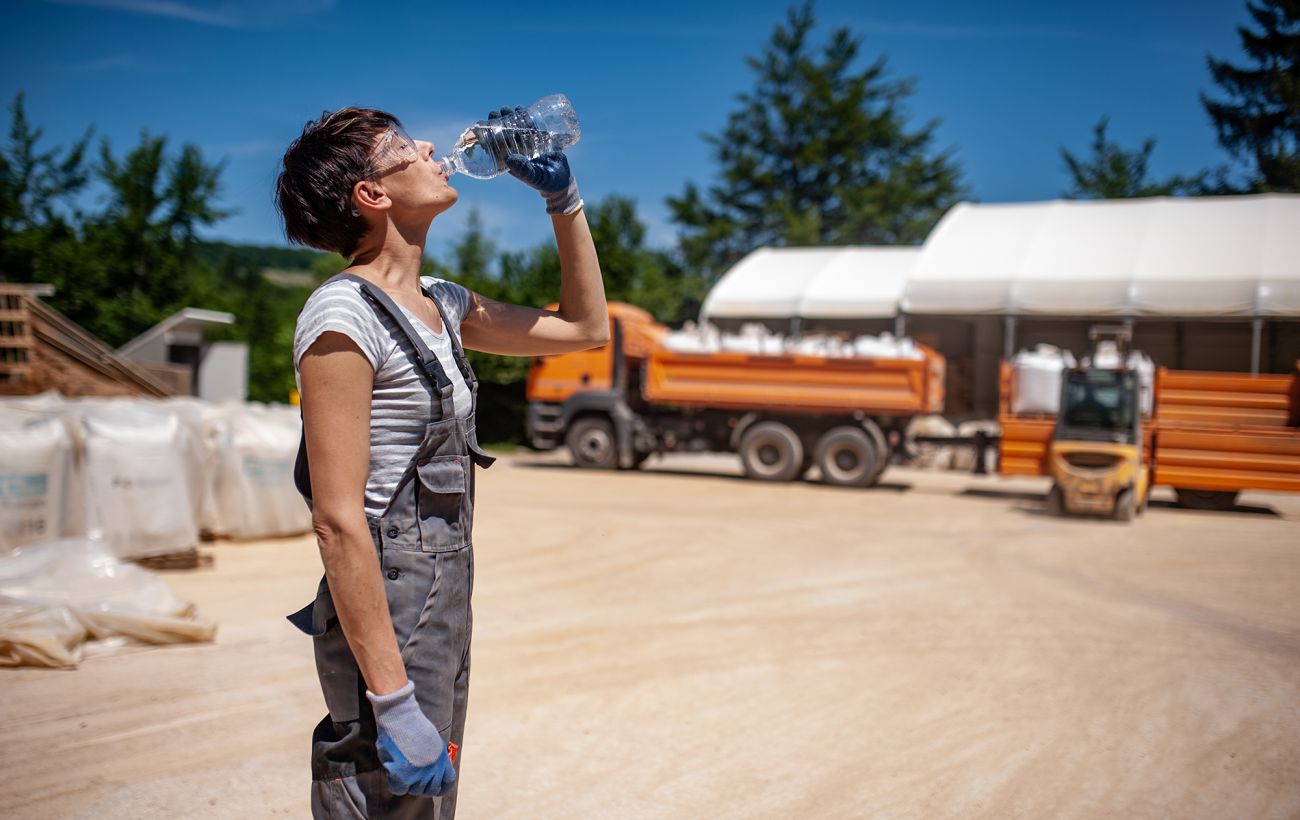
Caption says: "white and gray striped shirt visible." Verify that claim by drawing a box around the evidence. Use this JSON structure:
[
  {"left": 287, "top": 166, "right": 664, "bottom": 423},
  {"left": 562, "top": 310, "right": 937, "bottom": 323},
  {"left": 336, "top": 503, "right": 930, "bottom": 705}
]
[{"left": 293, "top": 275, "right": 474, "bottom": 518}]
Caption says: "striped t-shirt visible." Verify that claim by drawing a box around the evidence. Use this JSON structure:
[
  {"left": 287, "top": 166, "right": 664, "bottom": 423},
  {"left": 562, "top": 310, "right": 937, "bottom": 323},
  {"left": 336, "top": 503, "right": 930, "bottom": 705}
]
[{"left": 293, "top": 275, "right": 474, "bottom": 518}]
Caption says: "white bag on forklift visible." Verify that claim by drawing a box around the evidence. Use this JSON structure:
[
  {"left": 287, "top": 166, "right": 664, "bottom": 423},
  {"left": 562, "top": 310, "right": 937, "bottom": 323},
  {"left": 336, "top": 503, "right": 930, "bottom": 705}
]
[{"left": 1011, "top": 345, "right": 1077, "bottom": 415}]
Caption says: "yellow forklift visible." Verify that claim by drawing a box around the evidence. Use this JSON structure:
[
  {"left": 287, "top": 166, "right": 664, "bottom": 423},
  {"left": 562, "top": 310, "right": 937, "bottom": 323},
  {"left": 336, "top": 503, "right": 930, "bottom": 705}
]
[{"left": 1045, "top": 327, "right": 1151, "bottom": 522}]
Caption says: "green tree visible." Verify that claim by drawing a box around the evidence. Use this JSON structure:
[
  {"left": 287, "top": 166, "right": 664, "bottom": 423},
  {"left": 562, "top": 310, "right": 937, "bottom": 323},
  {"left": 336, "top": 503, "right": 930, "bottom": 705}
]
[
  {"left": 63, "top": 133, "right": 233, "bottom": 344},
  {"left": 668, "top": 2, "right": 964, "bottom": 279},
  {"left": 1060, "top": 116, "right": 1207, "bottom": 198},
  {"left": 0, "top": 93, "right": 92, "bottom": 284},
  {"left": 1201, "top": 0, "right": 1300, "bottom": 192}
]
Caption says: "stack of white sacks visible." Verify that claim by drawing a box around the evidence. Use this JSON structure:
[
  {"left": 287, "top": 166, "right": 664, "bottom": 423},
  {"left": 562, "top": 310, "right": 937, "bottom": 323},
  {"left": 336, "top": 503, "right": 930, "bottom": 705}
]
[
  {"left": 0, "top": 393, "right": 312, "bottom": 560},
  {"left": 662, "top": 321, "right": 925, "bottom": 361}
]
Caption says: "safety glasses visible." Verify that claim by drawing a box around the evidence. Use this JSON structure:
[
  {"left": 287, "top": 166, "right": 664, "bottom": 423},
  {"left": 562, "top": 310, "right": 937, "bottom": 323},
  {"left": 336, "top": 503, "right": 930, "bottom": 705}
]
[{"left": 364, "top": 125, "right": 420, "bottom": 179}]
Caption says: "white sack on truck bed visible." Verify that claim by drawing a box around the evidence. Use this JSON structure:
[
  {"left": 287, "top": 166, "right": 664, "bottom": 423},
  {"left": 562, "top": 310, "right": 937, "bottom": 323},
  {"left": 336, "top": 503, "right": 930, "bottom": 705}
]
[{"left": 0, "top": 536, "right": 216, "bottom": 668}]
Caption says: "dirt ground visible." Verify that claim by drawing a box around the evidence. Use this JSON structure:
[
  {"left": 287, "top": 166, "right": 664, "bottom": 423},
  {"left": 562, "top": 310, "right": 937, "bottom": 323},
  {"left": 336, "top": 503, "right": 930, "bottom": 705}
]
[{"left": 2, "top": 452, "right": 1299, "bottom": 819}]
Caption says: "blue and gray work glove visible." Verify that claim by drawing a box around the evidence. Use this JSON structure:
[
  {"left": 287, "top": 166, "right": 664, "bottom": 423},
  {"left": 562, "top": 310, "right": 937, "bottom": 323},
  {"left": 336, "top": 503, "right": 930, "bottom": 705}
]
[
  {"left": 478, "top": 105, "right": 583, "bottom": 215},
  {"left": 367, "top": 680, "right": 457, "bottom": 798}
]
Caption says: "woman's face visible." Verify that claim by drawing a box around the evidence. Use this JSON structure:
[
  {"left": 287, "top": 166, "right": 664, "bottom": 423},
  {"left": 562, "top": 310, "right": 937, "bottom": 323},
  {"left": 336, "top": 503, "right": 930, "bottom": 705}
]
[{"left": 363, "top": 127, "right": 458, "bottom": 221}]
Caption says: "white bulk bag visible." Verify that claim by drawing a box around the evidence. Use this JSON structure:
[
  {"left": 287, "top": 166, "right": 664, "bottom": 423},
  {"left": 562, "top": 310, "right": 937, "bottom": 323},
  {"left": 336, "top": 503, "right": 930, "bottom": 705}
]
[
  {"left": 80, "top": 403, "right": 201, "bottom": 560},
  {"left": 1127, "top": 351, "right": 1156, "bottom": 417},
  {"left": 0, "top": 416, "right": 71, "bottom": 555},
  {"left": 213, "top": 404, "right": 311, "bottom": 539},
  {"left": 1011, "top": 345, "right": 1077, "bottom": 415}
]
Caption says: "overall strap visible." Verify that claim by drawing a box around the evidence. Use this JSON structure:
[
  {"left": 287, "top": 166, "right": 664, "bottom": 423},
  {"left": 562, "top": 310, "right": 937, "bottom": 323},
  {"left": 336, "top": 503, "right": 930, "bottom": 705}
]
[
  {"left": 427, "top": 287, "right": 478, "bottom": 392},
  {"left": 324, "top": 274, "right": 456, "bottom": 406}
]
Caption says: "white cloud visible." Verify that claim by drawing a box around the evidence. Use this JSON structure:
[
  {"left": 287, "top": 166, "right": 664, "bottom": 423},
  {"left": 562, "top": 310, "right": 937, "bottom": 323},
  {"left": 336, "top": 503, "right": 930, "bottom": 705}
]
[{"left": 43, "top": 0, "right": 336, "bottom": 28}]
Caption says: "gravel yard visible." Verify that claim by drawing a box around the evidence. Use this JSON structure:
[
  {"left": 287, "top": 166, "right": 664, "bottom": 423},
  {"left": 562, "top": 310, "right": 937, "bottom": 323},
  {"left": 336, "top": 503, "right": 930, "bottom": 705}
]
[{"left": 3, "top": 452, "right": 1298, "bottom": 819}]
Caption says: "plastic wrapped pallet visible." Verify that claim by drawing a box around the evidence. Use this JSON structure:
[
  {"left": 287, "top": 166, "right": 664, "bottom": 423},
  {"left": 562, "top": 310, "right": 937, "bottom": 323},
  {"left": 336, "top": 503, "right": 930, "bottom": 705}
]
[
  {"left": 0, "top": 413, "right": 72, "bottom": 555},
  {"left": 0, "top": 536, "right": 216, "bottom": 668},
  {"left": 1011, "top": 345, "right": 1077, "bottom": 415},
  {"left": 212, "top": 404, "right": 311, "bottom": 539},
  {"left": 905, "top": 415, "right": 957, "bottom": 469},
  {"left": 79, "top": 403, "right": 202, "bottom": 560}
]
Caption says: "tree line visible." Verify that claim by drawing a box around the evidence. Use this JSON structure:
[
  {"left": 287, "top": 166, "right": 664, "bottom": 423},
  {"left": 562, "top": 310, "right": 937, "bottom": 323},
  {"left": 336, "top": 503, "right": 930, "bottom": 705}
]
[{"left": 1, "top": 0, "right": 1295, "bottom": 440}]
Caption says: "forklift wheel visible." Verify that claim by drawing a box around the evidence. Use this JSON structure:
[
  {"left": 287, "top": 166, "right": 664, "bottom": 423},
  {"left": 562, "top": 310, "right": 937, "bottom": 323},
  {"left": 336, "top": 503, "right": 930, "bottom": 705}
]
[
  {"left": 1046, "top": 485, "right": 1064, "bottom": 516},
  {"left": 1114, "top": 488, "right": 1136, "bottom": 522}
]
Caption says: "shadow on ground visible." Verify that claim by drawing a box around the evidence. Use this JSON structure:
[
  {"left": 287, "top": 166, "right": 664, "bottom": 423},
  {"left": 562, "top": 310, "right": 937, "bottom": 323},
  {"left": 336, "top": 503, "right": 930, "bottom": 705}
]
[{"left": 512, "top": 458, "right": 913, "bottom": 492}]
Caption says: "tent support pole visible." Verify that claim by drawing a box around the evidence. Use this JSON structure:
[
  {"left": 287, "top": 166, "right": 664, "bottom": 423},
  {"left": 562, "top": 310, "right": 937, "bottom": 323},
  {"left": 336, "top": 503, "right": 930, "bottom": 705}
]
[
  {"left": 790, "top": 316, "right": 802, "bottom": 340},
  {"left": 1250, "top": 318, "right": 1263, "bottom": 375},
  {"left": 894, "top": 314, "right": 906, "bottom": 338},
  {"left": 1003, "top": 316, "right": 1017, "bottom": 360}
]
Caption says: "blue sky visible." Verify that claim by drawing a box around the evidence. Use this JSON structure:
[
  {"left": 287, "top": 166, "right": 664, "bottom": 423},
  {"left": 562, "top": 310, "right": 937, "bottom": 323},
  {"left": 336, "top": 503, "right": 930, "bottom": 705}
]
[{"left": 3, "top": 0, "right": 1252, "bottom": 262}]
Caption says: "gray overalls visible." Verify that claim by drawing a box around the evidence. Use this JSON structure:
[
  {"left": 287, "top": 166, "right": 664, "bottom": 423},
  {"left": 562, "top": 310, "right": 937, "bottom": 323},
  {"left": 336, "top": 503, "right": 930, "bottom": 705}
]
[{"left": 289, "top": 274, "right": 495, "bottom": 819}]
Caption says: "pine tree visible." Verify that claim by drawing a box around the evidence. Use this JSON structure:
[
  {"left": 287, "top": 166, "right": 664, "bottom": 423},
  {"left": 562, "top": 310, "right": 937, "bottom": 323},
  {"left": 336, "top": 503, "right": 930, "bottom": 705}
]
[
  {"left": 1201, "top": 0, "right": 1300, "bottom": 192},
  {"left": 1061, "top": 116, "right": 1206, "bottom": 198},
  {"left": 667, "top": 2, "right": 964, "bottom": 279}
]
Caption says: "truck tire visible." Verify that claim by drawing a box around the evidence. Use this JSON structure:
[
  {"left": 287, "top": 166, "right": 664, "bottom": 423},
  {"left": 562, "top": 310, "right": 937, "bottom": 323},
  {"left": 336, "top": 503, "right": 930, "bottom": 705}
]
[
  {"left": 861, "top": 419, "right": 890, "bottom": 486},
  {"left": 739, "top": 421, "right": 804, "bottom": 482},
  {"left": 814, "top": 426, "right": 879, "bottom": 487},
  {"left": 1174, "top": 488, "right": 1239, "bottom": 511},
  {"left": 567, "top": 416, "right": 618, "bottom": 470},
  {"left": 1113, "top": 488, "right": 1136, "bottom": 522}
]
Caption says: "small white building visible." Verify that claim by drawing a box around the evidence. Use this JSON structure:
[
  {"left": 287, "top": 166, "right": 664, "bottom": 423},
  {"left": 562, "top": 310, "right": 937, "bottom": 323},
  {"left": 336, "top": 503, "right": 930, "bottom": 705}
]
[{"left": 118, "top": 308, "right": 248, "bottom": 402}]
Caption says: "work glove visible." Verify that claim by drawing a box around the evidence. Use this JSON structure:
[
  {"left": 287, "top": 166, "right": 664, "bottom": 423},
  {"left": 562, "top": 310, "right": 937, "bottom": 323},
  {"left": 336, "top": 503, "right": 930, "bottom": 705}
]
[
  {"left": 367, "top": 680, "right": 457, "bottom": 798},
  {"left": 479, "top": 105, "right": 583, "bottom": 215}
]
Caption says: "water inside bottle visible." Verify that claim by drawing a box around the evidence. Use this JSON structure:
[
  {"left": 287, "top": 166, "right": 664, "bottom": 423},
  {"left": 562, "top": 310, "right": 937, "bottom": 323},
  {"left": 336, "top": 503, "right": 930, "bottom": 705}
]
[
  {"left": 438, "top": 94, "right": 582, "bottom": 179},
  {"left": 447, "top": 124, "right": 578, "bottom": 179}
]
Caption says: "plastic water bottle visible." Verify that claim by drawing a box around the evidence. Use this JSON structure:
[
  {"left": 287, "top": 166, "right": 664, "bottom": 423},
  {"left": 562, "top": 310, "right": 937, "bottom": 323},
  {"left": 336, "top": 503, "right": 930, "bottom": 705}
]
[{"left": 437, "top": 93, "right": 581, "bottom": 179}]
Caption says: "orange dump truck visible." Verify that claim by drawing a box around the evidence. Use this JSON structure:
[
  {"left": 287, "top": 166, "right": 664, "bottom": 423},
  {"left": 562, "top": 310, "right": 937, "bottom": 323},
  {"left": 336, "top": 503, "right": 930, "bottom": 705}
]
[
  {"left": 999, "top": 360, "right": 1300, "bottom": 511},
  {"left": 526, "top": 302, "right": 946, "bottom": 486}
]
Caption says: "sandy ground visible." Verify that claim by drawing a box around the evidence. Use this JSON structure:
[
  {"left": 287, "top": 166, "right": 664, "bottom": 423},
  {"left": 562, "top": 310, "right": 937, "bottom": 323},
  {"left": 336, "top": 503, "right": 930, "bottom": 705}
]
[{"left": 2, "top": 451, "right": 1299, "bottom": 820}]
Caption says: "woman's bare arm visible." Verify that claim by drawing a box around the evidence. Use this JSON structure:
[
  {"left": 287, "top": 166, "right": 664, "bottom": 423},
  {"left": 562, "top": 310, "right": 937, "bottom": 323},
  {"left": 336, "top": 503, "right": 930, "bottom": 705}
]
[
  {"left": 459, "top": 208, "right": 609, "bottom": 356},
  {"left": 299, "top": 331, "right": 407, "bottom": 696}
]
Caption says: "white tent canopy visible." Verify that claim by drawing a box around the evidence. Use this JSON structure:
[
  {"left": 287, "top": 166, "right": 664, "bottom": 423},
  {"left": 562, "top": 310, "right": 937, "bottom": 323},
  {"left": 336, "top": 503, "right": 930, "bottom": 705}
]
[
  {"left": 701, "top": 247, "right": 918, "bottom": 321},
  {"left": 902, "top": 195, "right": 1300, "bottom": 317}
]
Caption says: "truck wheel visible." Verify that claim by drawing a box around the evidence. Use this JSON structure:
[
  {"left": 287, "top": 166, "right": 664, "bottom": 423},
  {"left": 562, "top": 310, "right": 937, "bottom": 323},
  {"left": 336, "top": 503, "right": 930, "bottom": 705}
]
[
  {"left": 739, "top": 421, "right": 804, "bottom": 482},
  {"left": 1174, "top": 489, "right": 1239, "bottom": 511},
  {"left": 814, "top": 426, "right": 878, "bottom": 487},
  {"left": 861, "top": 419, "right": 890, "bottom": 486},
  {"left": 1046, "top": 484, "right": 1064, "bottom": 516},
  {"left": 567, "top": 417, "right": 618, "bottom": 470},
  {"left": 1113, "top": 488, "right": 1136, "bottom": 522}
]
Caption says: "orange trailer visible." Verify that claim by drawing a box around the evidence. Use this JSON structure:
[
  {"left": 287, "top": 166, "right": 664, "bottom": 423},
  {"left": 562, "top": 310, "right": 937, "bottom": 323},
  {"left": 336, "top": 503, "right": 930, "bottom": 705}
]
[
  {"left": 998, "top": 360, "right": 1300, "bottom": 510},
  {"left": 527, "top": 302, "right": 945, "bottom": 486}
]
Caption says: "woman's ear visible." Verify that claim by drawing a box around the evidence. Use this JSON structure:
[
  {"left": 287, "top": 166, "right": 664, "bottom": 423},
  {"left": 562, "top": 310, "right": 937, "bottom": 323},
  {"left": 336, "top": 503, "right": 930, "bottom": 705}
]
[{"left": 352, "top": 179, "right": 390, "bottom": 216}]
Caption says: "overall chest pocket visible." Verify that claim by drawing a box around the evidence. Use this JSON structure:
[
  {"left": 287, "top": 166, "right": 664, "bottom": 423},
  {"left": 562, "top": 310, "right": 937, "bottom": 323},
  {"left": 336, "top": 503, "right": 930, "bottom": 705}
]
[{"left": 414, "top": 454, "right": 469, "bottom": 551}]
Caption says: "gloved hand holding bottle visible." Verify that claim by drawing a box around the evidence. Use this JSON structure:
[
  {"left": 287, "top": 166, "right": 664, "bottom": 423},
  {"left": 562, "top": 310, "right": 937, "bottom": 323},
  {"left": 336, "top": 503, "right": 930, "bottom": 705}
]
[
  {"left": 480, "top": 106, "right": 583, "bottom": 215},
  {"left": 367, "top": 680, "right": 457, "bottom": 798},
  {"left": 438, "top": 94, "right": 584, "bottom": 215}
]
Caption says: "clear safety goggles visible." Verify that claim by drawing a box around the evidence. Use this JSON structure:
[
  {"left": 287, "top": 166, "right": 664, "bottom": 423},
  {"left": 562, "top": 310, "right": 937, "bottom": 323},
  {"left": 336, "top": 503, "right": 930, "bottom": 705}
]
[{"left": 364, "top": 125, "right": 420, "bottom": 178}]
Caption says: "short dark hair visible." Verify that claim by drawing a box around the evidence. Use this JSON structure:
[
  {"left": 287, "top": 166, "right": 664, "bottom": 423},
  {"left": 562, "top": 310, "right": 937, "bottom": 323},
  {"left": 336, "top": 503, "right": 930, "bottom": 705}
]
[{"left": 275, "top": 107, "right": 400, "bottom": 257}]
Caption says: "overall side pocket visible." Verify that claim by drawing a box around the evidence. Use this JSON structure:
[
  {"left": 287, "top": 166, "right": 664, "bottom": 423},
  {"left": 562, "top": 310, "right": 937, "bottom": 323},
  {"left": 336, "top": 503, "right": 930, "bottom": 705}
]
[{"left": 416, "top": 454, "right": 468, "bottom": 551}]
